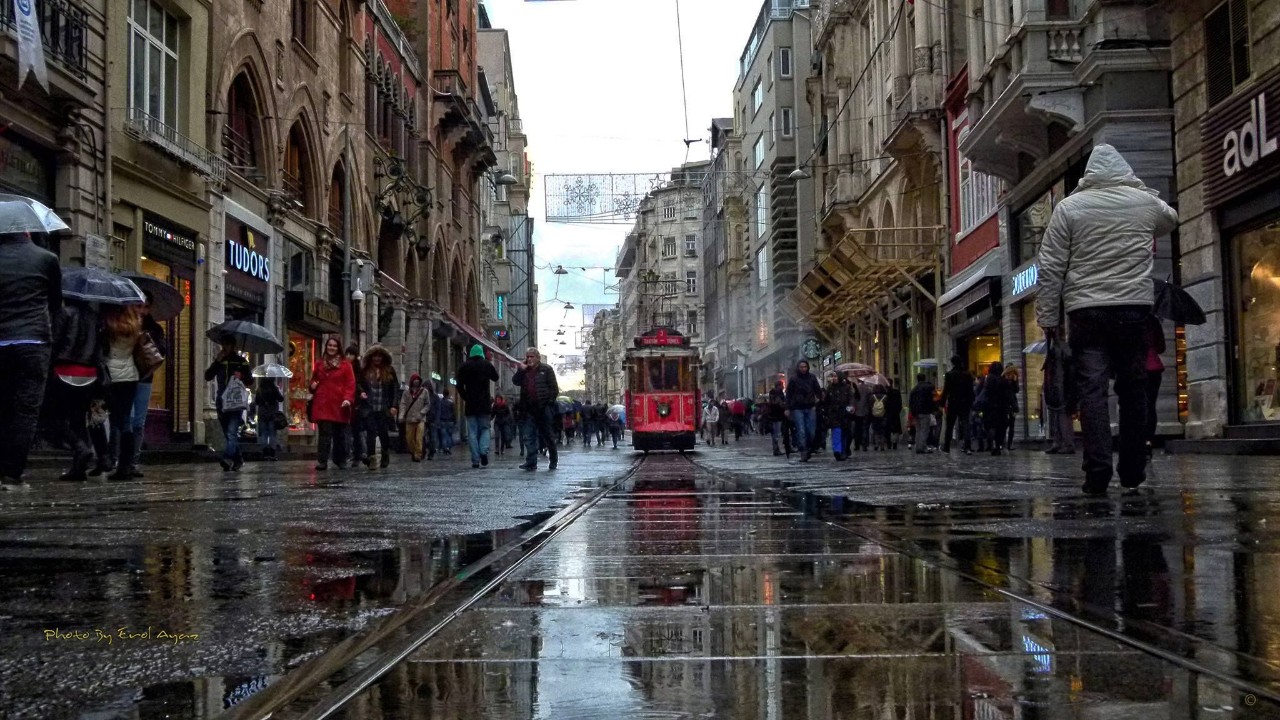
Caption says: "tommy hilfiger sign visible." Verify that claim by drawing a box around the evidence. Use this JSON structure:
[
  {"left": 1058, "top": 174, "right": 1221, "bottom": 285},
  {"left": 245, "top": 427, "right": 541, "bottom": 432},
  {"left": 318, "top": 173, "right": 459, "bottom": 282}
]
[
  {"left": 227, "top": 222, "right": 271, "bottom": 284},
  {"left": 1204, "top": 67, "right": 1280, "bottom": 209}
]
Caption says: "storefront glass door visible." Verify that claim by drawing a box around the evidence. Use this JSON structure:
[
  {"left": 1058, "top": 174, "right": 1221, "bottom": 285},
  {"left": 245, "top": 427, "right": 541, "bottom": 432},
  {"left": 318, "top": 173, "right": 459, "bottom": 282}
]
[{"left": 1235, "top": 223, "right": 1280, "bottom": 423}]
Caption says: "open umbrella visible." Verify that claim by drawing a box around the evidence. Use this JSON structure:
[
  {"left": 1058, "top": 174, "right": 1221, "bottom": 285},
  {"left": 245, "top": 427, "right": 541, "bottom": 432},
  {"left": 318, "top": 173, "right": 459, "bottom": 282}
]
[
  {"left": 61, "top": 267, "right": 145, "bottom": 305},
  {"left": 206, "top": 319, "right": 284, "bottom": 354},
  {"left": 1023, "top": 340, "right": 1049, "bottom": 355},
  {"left": 0, "top": 194, "right": 69, "bottom": 234},
  {"left": 1153, "top": 278, "right": 1207, "bottom": 325},
  {"left": 913, "top": 358, "right": 940, "bottom": 369},
  {"left": 834, "top": 362, "right": 876, "bottom": 377},
  {"left": 252, "top": 362, "right": 293, "bottom": 378},
  {"left": 853, "top": 373, "right": 891, "bottom": 388},
  {"left": 121, "top": 272, "right": 185, "bottom": 321},
  {"left": 607, "top": 404, "right": 626, "bottom": 422}
]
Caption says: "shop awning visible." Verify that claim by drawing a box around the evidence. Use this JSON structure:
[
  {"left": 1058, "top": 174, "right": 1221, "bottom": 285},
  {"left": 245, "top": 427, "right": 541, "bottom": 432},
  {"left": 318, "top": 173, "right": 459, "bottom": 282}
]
[
  {"left": 940, "top": 259, "right": 1001, "bottom": 320},
  {"left": 442, "top": 310, "right": 522, "bottom": 368}
]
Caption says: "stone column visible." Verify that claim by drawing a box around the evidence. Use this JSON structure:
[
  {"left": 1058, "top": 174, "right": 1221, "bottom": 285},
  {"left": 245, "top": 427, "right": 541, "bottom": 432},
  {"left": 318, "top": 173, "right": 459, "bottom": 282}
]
[{"left": 836, "top": 79, "right": 852, "bottom": 161}]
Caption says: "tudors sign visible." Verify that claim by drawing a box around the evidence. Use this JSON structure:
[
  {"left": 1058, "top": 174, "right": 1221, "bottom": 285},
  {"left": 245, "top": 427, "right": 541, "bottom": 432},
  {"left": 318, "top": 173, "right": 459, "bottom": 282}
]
[
  {"left": 226, "top": 219, "right": 271, "bottom": 285},
  {"left": 1203, "top": 66, "right": 1280, "bottom": 209}
]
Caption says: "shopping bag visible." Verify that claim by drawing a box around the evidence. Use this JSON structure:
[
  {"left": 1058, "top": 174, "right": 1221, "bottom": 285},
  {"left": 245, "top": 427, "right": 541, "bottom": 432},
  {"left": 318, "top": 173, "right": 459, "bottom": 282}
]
[{"left": 831, "top": 427, "right": 844, "bottom": 455}]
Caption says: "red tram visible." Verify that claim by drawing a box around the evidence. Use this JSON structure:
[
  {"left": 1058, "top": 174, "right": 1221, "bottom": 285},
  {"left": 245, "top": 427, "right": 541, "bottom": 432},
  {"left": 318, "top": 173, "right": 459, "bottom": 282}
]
[{"left": 623, "top": 327, "right": 700, "bottom": 452}]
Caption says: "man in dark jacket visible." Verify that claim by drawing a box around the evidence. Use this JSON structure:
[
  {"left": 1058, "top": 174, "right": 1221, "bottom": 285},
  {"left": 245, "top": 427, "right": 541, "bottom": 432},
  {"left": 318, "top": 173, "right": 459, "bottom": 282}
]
[
  {"left": 457, "top": 344, "right": 499, "bottom": 468},
  {"left": 823, "top": 371, "right": 855, "bottom": 460},
  {"left": 0, "top": 231, "right": 61, "bottom": 489},
  {"left": 513, "top": 347, "right": 559, "bottom": 471},
  {"left": 204, "top": 340, "right": 254, "bottom": 471},
  {"left": 786, "top": 360, "right": 822, "bottom": 462},
  {"left": 939, "top": 355, "right": 975, "bottom": 455},
  {"left": 909, "top": 374, "right": 938, "bottom": 454},
  {"left": 767, "top": 377, "right": 789, "bottom": 456}
]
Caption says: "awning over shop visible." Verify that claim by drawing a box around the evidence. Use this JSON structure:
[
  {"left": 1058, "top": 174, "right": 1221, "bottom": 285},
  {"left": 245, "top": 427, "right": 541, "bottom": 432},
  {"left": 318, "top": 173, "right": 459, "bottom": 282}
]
[
  {"left": 939, "top": 258, "right": 999, "bottom": 308},
  {"left": 790, "top": 225, "right": 945, "bottom": 332},
  {"left": 442, "top": 310, "right": 522, "bottom": 368}
]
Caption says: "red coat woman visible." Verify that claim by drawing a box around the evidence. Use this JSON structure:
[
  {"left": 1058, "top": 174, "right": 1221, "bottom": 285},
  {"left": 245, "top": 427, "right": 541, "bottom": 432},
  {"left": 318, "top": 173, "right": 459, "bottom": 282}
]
[{"left": 310, "top": 336, "right": 356, "bottom": 469}]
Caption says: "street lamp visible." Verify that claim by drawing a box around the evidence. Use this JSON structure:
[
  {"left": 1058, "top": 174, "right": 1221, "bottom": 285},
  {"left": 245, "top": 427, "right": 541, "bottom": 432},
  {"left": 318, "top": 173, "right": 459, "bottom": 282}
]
[{"left": 788, "top": 167, "right": 811, "bottom": 180}]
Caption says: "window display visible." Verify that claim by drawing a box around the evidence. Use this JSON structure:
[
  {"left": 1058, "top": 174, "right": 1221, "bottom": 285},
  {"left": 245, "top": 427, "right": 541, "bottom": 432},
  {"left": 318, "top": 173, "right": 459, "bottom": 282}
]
[
  {"left": 1236, "top": 224, "right": 1280, "bottom": 422},
  {"left": 287, "top": 332, "right": 316, "bottom": 428}
]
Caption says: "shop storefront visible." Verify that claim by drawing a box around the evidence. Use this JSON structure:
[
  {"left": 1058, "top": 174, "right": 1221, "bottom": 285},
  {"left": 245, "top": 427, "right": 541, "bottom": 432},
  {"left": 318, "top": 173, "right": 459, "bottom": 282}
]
[
  {"left": 1207, "top": 67, "right": 1280, "bottom": 425},
  {"left": 1007, "top": 260, "right": 1044, "bottom": 440},
  {"left": 140, "top": 214, "right": 199, "bottom": 442},
  {"left": 942, "top": 254, "right": 1003, "bottom": 377},
  {"left": 224, "top": 213, "right": 272, "bottom": 324},
  {"left": 284, "top": 291, "right": 341, "bottom": 433},
  {"left": 0, "top": 132, "right": 60, "bottom": 255}
]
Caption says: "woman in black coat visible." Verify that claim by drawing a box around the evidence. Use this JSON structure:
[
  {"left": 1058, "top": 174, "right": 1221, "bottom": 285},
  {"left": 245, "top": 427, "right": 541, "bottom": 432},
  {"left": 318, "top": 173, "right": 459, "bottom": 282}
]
[
  {"left": 49, "top": 300, "right": 102, "bottom": 481},
  {"left": 978, "top": 361, "right": 1015, "bottom": 456}
]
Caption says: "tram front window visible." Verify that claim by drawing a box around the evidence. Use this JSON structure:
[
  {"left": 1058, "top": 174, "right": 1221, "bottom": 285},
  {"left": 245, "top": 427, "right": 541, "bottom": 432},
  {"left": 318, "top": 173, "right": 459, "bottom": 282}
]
[{"left": 647, "top": 358, "right": 687, "bottom": 391}]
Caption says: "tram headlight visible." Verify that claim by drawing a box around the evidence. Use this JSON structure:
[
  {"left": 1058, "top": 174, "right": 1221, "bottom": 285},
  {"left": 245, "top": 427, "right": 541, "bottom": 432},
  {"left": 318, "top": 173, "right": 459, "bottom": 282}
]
[{"left": 657, "top": 401, "right": 672, "bottom": 418}]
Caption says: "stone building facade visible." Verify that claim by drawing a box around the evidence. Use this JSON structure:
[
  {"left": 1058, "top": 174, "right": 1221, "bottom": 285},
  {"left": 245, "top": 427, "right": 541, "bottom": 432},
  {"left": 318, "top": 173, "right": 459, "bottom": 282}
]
[{"left": 1171, "top": 0, "right": 1280, "bottom": 439}]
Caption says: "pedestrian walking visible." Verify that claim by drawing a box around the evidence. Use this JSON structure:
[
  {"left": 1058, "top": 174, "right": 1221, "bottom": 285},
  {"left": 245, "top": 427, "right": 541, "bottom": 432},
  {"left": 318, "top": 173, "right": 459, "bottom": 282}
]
[
  {"left": 1003, "top": 365, "right": 1020, "bottom": 450},
  {"left": 514, "top": 347, "right": 559, "bottom": 471},
  {"left": 340, "top": 345, "right": 365, "bottom": 467},
  {"left": 869, "top": 384, "right": 889, "bottom": 451},
  {"left": 976, "top": 362, "right": 1015, "bottom": 456},
  {"left": 909, "top": 374, "right": 938, "bottom": 455},
  {"left": 940, "top": 356, "right": 975, "bottom": 454},
  {"left": 1036, "top": 143, "right": 1179, "bottom": 494},
  {"left": 253, "top": 377, "right": 284, "bottom": 460},
  {"left": 124, "top": 295, "right": 167, "bottom": 476},
  {"left": 357, "top": 346, "right": 399, "bottom": 469},
  {"left": 435, "top": 389, "right": 456, "bottom": 455},
  {"left": 99, "top": 305, "right": 150, "bottom": 481},
  {"left": 823, "top": 371, "right": 854, "bottom": 460},
  {"left": 457, "top": 344, "right": 499, "bottom": 468},
  {"left": 399, "top": 374, "right": 431, "bottom": 461},
  {"left": 49, "top": 300, "right": 101, "bottom": 482},
  {"left": 703, "top": 401, "right": 721, "bottom": 446},
  {"left": 851, "top": 380, "right": 871, "bottom": 452},
  {"left": 0, "top": 230, "right": 61, "bottom": 489},
  {"left": 205, "top": 337, "right": 254, "bottom": 472},
  {"left": 605, "top": 404, "right": 624, "bottom": 449},
  {"left": 491, "top": 395, "right": 514, "bottom": 455},
  {"left": 310, "top": 336, "right": 355, "bottom": 470},
  {"left": 767, "top": 377, "right": 790, "bottom": 456},
  {"left": 786, "top": 360, "right": 822, "bottom": 462}
]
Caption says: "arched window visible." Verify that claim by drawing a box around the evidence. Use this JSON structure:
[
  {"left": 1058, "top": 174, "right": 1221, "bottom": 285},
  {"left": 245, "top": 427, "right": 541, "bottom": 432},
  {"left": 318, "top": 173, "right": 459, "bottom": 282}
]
[
  {"left": 328, "top": 164, "right": 345, "bottom": 232},
  {"left": 283, "top": 123, "right": 313, "bottom": 217},
  {"left": 223, "top": 73, "right": 261, "bottom": 178}
]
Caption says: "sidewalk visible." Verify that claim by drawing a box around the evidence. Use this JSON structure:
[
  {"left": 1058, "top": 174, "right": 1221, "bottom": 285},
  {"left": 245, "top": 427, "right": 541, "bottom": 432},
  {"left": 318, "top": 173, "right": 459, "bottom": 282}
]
[{"left": 690, "top": 433, "right": 1280, "bottom": 701}]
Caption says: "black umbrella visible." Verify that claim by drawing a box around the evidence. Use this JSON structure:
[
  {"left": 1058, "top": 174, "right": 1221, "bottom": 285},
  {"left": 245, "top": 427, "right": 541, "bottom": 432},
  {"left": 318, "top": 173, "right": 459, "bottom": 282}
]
[
  {"left": 122, "top": 272, "right": 185, "bottom": 321},
  {"left": 61, "top": 267, "right": 145, "bottom": 305},
  {"left": 206, "top": 320, "right": 284, "bottom": 354},
  {"left": 1153, "top": 278, "right": 1207, "bottom": 325}
]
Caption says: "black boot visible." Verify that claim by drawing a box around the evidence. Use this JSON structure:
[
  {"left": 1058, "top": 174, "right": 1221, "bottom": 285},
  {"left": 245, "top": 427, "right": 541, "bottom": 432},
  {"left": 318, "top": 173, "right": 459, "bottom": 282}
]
[
  {"left": 380, "top": 449, "right": 390, "bottom": 469},
  {"left": 60, "top": 450, "right": 93, "bottom": 481},
  {"left": 109, "top": 436, "right": 136, "bottom": 481}
]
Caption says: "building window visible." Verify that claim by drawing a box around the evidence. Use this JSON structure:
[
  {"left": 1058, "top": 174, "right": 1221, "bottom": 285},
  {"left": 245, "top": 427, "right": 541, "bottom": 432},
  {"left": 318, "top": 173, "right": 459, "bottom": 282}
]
[
  {"left": 1046, "top": 0, "right": 1071, "bottom": 19},
  {"left": 224, "top": 73, "right": 260, "bottom": 175},
  {"left": 291, "top": 0, "right": 310, "bottom": 48},
  {"left": 328, "top": 165, "right": 345, "bottom": 232},
  {"left": 755, "top": 186, "right": 768, "bottom": 239},
  {"left": 754, "top": 135, "right": 765, "bottom": 169},
  {"left": 685, "top": 270, "right": 698, "bottom": 295},
  {"left": 284, "top": 123, "right": 312, "bottom": 217},
  {"left": 769, "top": 112, "right": 776, "bottom": 146},
  {"left": 662, "top": 236, "right": 677, "bottom": 258},
  {"left": 662, "top": 204, "right": 677, "bottom": 221},
  {"left": 757, "top": 246, "right": 769, "bottom": 289},
  {"left": 686, "top": 310, "right": 698, "bottom": 335},
  {"left": 663, "top": 272, "right": 678, "bottom": 296},
  {"left": 684, "top": 234, "right": 697, "bottom": 256},
  {"left": 128, "top": 0, "right": 180, "bottom": 126},
  {"left": 958, "top": 151, "right": 1001, "bottom": 235},
  {"left": 288, "top": 243, "right": 313, "bottom": 292},
  {"left": 781, "top": 107, "right": 794, "bottom": 138},
  {"left": 1205, "top": 0, "right": 1251, "bottom": 106},
  {"left": 752, "top": 78, "right": 763, "bottom": 115},
  {"left": 779, "top": 47, "right": 793, "bottom": 78},
  {"left": 757, "top": 305, "right": 769, "bottom": 346}
]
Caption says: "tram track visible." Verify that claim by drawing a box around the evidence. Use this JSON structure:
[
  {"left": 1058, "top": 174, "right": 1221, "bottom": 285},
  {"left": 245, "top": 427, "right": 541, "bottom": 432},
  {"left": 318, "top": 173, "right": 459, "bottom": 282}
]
[{"left": 231, "top": 453, "right": 651, "bottom": 720}]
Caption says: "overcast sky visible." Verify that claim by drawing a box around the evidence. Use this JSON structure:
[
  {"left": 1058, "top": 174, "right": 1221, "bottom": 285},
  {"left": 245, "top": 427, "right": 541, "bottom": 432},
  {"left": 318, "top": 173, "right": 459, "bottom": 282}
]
[{"left": 484, "top": 0, "right": 760, "bottom": 362}]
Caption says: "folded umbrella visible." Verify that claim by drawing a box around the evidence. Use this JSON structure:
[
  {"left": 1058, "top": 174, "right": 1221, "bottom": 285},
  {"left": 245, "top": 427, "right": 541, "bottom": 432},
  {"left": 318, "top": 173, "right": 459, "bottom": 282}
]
[
  {"left": 1023, "top": 340, "right": 1048, "bottom": 355},
  {"left": 0, "top": 194, "right": 69, "bottom": 234},
  {"left": 1153, "top": 278, "right": 1206, "bottom": 325},
  {"left": 913, "top": 358, "right": 939, "bottom": 369},
  {"left": 121, "top": 272, "right": 185, "bottom": 321},
  {"left": 61, "top": 267, "right": 146, "bottom": 305},
  {"left": 206, "top": 319, "right": 284, "bottom": 354}
]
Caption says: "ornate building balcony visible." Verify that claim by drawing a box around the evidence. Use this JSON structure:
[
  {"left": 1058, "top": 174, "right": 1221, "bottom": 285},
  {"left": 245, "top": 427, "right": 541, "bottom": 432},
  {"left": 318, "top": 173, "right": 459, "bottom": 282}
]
[
  {"left": 959, "top": 6, "right": 1169, "bottom": 182},
  {"left": 433, "top": 69, "right": 496, "bottom": 173},
  {"left": 123, "top": 107, "right": 227, "bottom": 183},
  {"left": 0, "top": 0, "right": 94, "bottom": 105}
]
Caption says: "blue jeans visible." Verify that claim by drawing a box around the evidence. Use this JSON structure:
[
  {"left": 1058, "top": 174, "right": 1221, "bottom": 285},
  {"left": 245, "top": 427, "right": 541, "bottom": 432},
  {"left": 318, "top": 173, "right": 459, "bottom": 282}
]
[
  {"left": 466, "top": 414, "right": 491, "bottom": 464},
  {"left": 521, "top": 405, "right": 558, "bottom": 467},
  {"left": 791, "top": 408, "right": 817, "bottom": 454},
  {"left": 770, "top": 420, "right": 789, "bottom": 451},
  {"left": 130, "top": 382, "right": 152, "bottom": 464},
  {"left": 436, "top": 422, "right": 455, "bottom": 452},
  {"left": 220, "top": 411, "right": 243, "bottom": 461},
  {"left": 259, "top": 414, "right": 278, "bottom": 451}
]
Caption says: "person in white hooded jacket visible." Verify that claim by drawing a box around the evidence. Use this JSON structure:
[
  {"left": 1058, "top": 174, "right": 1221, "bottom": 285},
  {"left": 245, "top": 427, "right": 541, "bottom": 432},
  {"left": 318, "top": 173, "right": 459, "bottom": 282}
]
[{"left": 1036, "top": 144, "right": 1178, "bottom": 495}]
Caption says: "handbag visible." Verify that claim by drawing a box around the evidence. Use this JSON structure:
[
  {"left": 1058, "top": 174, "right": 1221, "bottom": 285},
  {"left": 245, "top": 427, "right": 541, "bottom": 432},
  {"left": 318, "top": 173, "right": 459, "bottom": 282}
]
[
  {"left": 133, "top": 332, "right": 165, "bottom": 376},
  {"left": 272, "top": 410, "right": 289, "bottom": 428}
]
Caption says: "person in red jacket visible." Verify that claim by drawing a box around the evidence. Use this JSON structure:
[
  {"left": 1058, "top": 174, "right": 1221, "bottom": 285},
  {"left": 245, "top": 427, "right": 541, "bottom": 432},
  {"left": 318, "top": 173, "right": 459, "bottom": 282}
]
[{"left": 310, "top": 336, "right": 355, "bottom": 470}]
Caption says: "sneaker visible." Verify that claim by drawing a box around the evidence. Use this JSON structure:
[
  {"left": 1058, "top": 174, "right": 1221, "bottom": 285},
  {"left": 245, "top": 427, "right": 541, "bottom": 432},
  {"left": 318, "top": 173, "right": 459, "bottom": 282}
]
[
  {"left": 232, "top": 458, "right": 244, "bottom": 471},
  {"left": 480, "top": 454, "right": 489, "bottom": 467},
  {"left": 1119, "top": 475, "right": 1146, "bottom": 490},
  {"left": 548, "top": 460, "right": 558, "bottom": 470},
  {"left": 1081, "top": 482, "right": 1110, "bottom": 496},
  {"left": 519, "top": 463, "right": 536, "bottom": 471},
  {"left": 1, "top": 478, "right": 28, "bottom": 491},
  {"left": 472, "top": 462, "right": 480, "bottom": 469},
  {"left": 219, "top": 458, "right": 233, "bottom": 471}
]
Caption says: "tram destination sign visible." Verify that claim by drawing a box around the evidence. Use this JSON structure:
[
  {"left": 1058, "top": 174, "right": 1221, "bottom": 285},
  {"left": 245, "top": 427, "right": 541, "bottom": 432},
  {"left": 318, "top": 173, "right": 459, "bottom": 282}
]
[{"left": 635, "top": 327, "right": 690, "bottom": 348}]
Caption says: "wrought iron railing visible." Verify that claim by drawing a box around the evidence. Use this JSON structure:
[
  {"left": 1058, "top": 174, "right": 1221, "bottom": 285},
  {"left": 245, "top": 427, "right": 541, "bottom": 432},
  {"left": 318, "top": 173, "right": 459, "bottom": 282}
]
[
  {"left": 0, "top": 0, "right": 89, "bottom": 78},
  {"left": 221, "top": 124, "right": 257, "bottom": 173},
  {"left": 123, "top": 107, "right": 228, "bottom": 183}
]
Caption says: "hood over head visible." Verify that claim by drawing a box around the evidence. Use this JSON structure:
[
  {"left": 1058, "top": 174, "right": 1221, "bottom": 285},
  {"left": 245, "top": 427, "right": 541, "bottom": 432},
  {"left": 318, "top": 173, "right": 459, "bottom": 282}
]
[
  {"left": 468, "top": 344, "right": 486, "bottom": 359},
  {"left": 361, "top": 344, "right": 394, "bottom": 367},
  {"left": 795, "top": 360, "right": 811, "bottom": 374},
  {"left": 1075, "top": 144, "right": 1156, "bottom": 195},
  {"left": 989, "top": 361, "right": 1004, "bottom": 377},
  {"left": 409, "top": 373, "right": 422, "bottom": 386}
]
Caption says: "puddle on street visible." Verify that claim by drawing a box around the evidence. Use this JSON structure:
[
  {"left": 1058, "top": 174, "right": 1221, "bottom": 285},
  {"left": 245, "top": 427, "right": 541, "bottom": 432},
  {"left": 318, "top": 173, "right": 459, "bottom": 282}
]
[{"left": 326, "top": 456, "right": 1280, "bottom": 719}]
